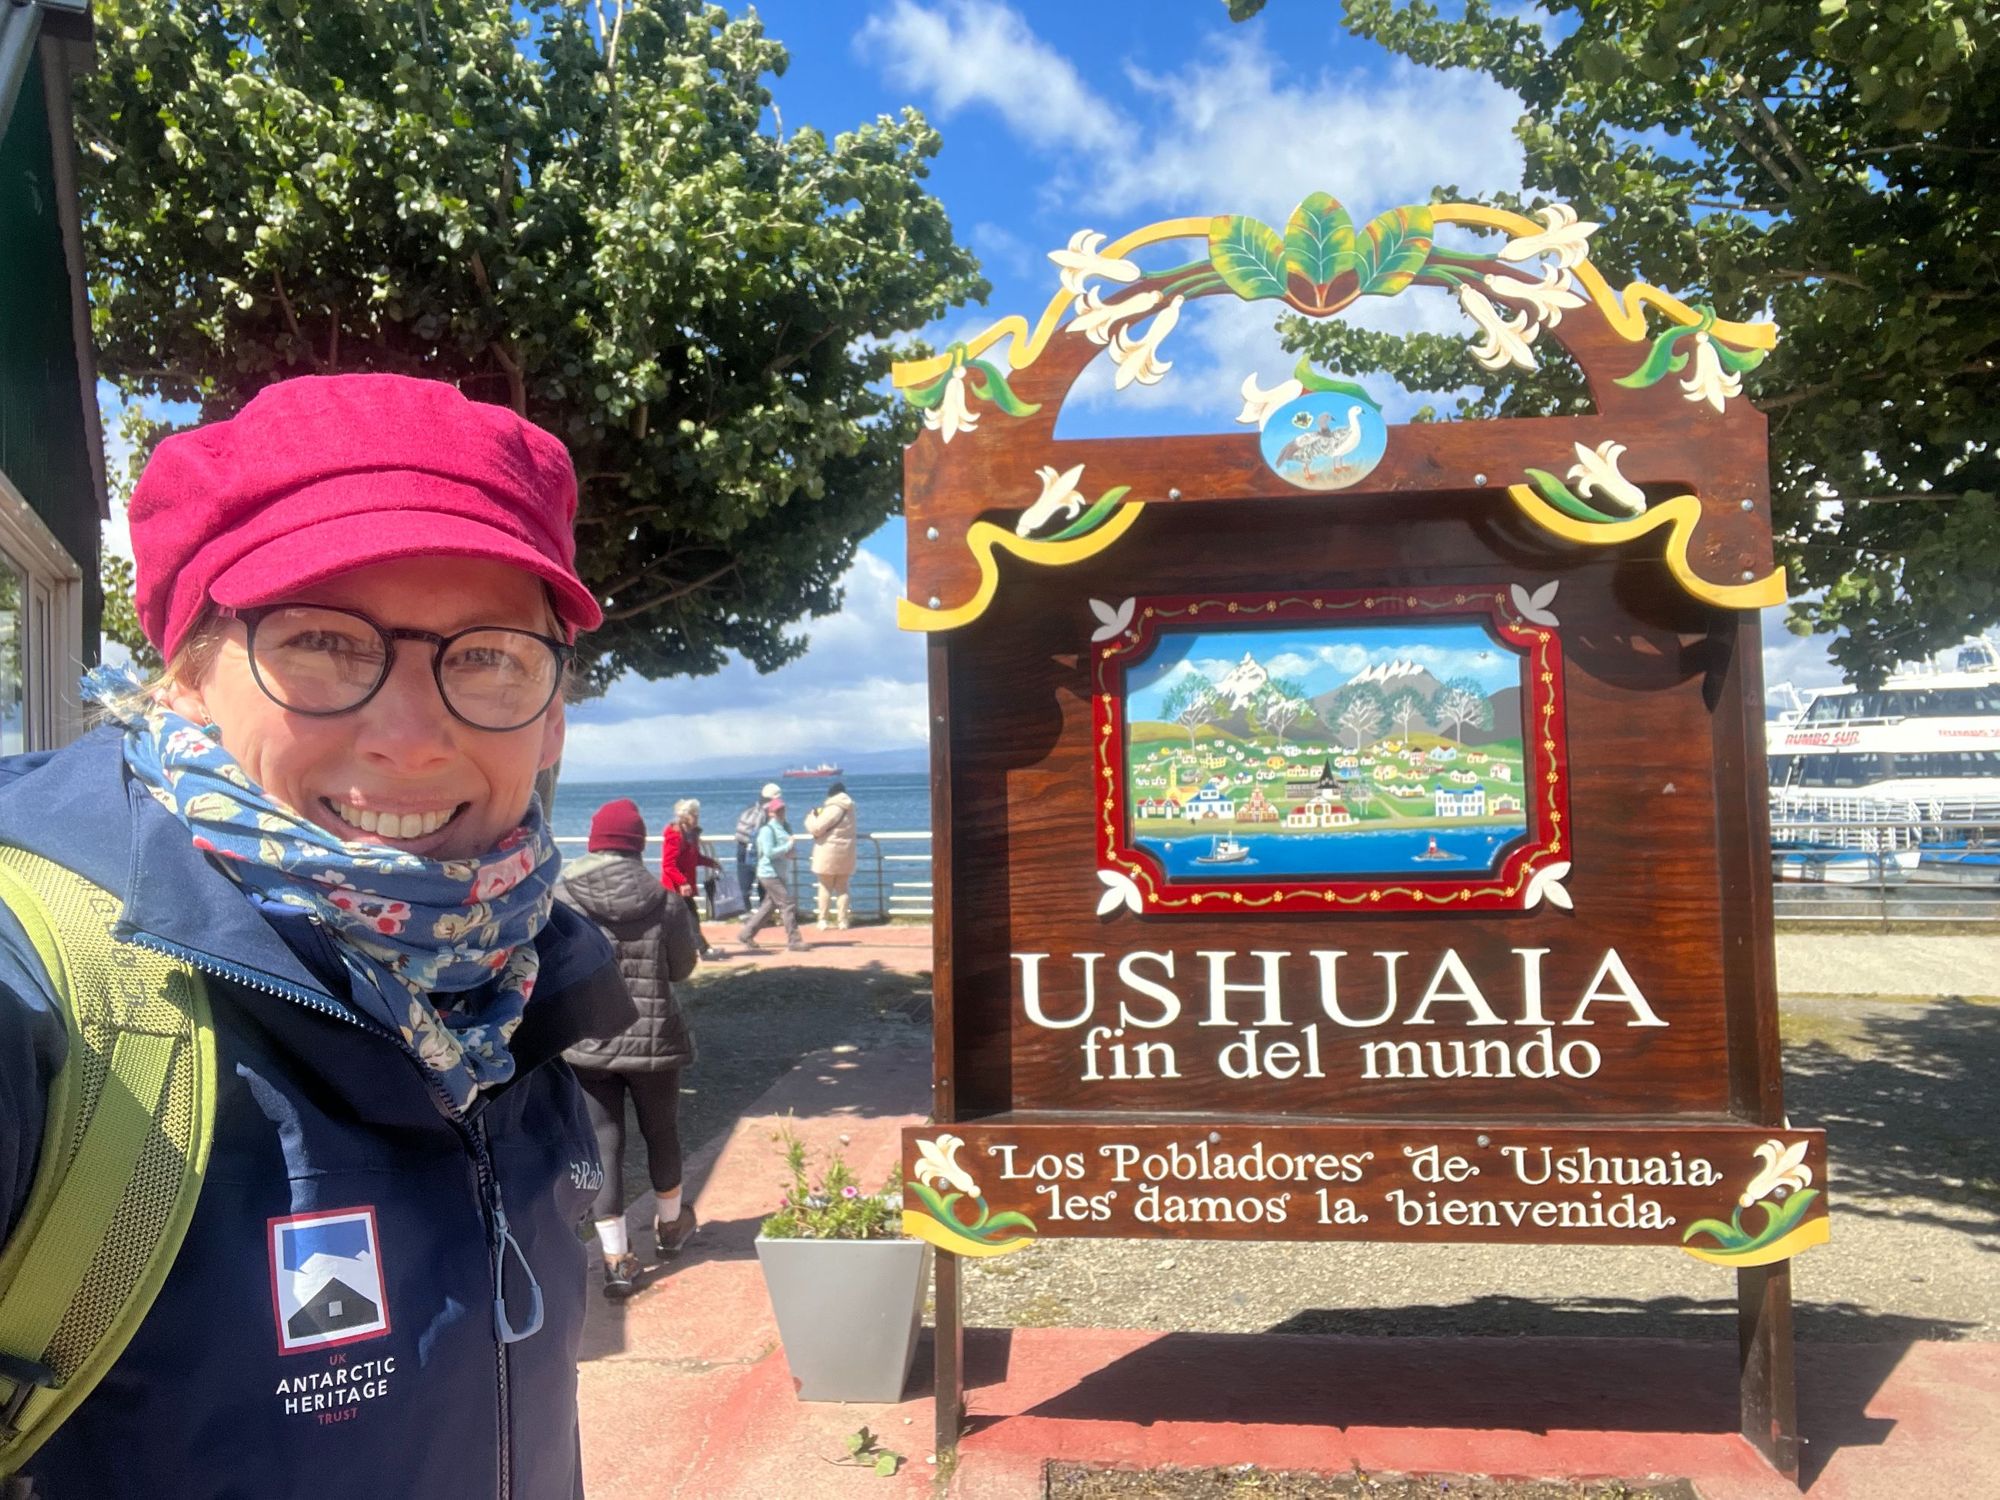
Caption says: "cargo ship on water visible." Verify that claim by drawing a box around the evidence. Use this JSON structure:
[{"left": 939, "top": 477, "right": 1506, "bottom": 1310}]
[{"left": 783, "top": 763, "right": 842, "bottom": 779}]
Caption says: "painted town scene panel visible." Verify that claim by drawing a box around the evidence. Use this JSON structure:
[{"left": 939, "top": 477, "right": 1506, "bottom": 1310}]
[{"left": 1121, "top": 618, "right": 1529, "bottom": 883}]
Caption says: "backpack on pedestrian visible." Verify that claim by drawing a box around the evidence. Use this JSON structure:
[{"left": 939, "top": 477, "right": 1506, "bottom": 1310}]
[{"left": 732, "top": 801, "right": 764, "bottom": 848}]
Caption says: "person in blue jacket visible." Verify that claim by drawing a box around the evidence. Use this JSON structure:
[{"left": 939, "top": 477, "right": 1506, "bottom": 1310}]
[{"left": 0, "top": 374, "right": 634, "bottom": 1498}]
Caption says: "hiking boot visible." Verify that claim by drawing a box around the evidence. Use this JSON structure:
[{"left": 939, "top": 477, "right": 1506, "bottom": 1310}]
[
  {"left": 656, "top": 1206, "right": 698, "bottom": 1259},
  {"left": 786, "top": 938, "right": 807, "bottom": 952},
  {"left": 602, "top": 1253, "right": 642, "bottom": 1300}
]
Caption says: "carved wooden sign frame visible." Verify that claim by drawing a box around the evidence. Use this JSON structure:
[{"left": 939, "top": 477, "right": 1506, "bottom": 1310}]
[{"left": 897, "top": 191, "right": 1824, "bottom": 1481}]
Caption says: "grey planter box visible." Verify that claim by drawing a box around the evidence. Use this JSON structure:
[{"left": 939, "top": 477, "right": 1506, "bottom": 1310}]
[{"left": 754, "top": 1235, "right": 932, "bottom": 1403}]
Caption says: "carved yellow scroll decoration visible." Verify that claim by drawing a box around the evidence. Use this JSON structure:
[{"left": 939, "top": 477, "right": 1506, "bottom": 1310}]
[
  {"left": 1505, "top": 484, "right": 1786, "bottom": 609},
  {"left": 898, "top": 502, "right": 1148, "bottom": 633}
]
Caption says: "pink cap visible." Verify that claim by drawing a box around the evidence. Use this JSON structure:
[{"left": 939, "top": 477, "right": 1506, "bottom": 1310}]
[{"left": 129, "top": 374, "right": 604, "bottom": 658}]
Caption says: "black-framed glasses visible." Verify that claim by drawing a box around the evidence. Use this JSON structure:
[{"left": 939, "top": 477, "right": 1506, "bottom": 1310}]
[{"left": 225, "top": 604, "right": 573, "bottom": 732}]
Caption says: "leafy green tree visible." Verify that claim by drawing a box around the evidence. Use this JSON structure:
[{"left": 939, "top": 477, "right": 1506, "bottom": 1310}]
[
  {"left": 1232, "top": 0, "right": 1999, "bottom": 682},
  {"left": 99, "top": 553, "right": 161, "bottom": 674},
  {"left": 77, "top": 0, "right": 986, "bottom": 689}
]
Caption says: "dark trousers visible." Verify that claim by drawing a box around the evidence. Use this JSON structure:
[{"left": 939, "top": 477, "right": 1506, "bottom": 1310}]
[
  {"left": 735, "top": 845, "right": 758, "bottom": 907},
  {"left": 575, "top": 1066, "right": 685, "bottom": 1222}
]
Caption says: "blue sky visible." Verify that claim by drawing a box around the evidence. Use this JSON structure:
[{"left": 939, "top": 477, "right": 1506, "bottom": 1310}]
[
  {"left": 1128, "top": 621, "right": 1519, "bottom": 724},
  {"left": 104, "top": 0, "right": 1838, "bottom": 779}
]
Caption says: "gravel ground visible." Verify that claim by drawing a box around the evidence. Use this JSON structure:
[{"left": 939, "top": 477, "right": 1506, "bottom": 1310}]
[
  {"left": 1044, "top": 1466, "right": 1696, "bottom": 1500},
  {"left": 607, "top": 968, "right": 1999, "bottom": 1348},
  {"left": 962, "top": 995, "right": 2000, "bottom": 1345}
]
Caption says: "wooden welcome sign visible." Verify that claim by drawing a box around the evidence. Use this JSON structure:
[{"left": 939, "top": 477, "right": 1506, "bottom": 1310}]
[{"left": 894, "top": 193, "right": 1827, "bottom": 1478}]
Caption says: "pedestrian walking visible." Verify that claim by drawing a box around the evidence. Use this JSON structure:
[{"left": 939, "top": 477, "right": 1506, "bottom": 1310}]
[
  {"left": 736, "top": 796, "right": 804, "bottom": 950},
  {"left": 0, "top": 373, "right": 628, "bottom": 1496},
  {"left": 805, "top": 779, "right": 860, "bottom": 930},
  {"left": 659, "top": 796, "right": 721, "bottom": 959},
  {"left": 557, "top": 799, "right": 699, "bottom": 1298},
  {"left": 733, "top": 780, "right": 779, "bottom": 911}
]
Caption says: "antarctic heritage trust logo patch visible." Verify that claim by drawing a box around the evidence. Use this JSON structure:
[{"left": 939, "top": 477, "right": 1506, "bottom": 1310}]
[{"left": 267, "top": 1206, "right": 392, "bottom": 1355}]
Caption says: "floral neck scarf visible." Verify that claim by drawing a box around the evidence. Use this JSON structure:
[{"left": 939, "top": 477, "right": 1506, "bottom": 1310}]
[{"left": 87, "top": 667, "right": 560, "bottom": 1110}]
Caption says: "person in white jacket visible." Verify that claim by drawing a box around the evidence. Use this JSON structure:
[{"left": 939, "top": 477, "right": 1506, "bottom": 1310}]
[{"left": 805, "top": 781, "right": 860, "bottom": 930}]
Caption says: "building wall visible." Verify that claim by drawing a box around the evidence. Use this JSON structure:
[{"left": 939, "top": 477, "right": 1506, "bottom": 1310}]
[{"left": 0, "top": 48, "right": 101, "bottom": 661}]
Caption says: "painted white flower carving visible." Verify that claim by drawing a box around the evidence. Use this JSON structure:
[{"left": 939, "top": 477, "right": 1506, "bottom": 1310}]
[
  {"left": 921, "top": 366, "right": 978, "bottom": 444},
  {"left": 1566, "top": 440, "right": 1647, "bottom": 516},
  {"left": 1096, "top": 868, "right": 1142, "bottom": 918},
  {"left": 1016, "top": 464, "right": 1088, "bottom": 538},
  {"left": 1459, "top": 284, "right": 1538, "bottom": 372},
  {"left": 1485, "top": 263, "right": 1586, "bottom": 328},
  {"left": 1680, "top": 332, "right": 1743, "bottom": 413},
  {"left": 1498, "top": 202, "right": 1601, "bottom": 270},
  {"left": 1049, "top": 229, "right": 1141, "bottom": 297},
  {"left": 1236, "top": 372, "right": 1306, "bottom": 426},
  {"left": 1510, "top": 581, "right": 1561, "bottom": 628},
  {"left": 1068, "top": 286, "right": 1161, "bottom": 345},
  {"left": 1089, "top": 597, "right": 1136, "bottom": 643},
  {"left": 1110, "top": 296, "right": 1183, "bottom": 389},
  {"left": 1739, "top": 1139, "right": 1813, "bottom": 1209},
  {"left": 1522, "top": 861, "right": 1574, "bottom": 911},
  {"left": 914, "top": 1134, "right": 980, "bottom": 1198}
]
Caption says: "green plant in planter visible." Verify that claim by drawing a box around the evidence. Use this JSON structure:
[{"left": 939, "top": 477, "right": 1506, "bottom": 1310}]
[{"left": 759, "top": 1123, "right": 903, "bottom": 1241}]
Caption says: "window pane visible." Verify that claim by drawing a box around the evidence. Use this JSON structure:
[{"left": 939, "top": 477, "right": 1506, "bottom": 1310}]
[{"left": 0, "top": 555, "right": 22, "bottom": 757}]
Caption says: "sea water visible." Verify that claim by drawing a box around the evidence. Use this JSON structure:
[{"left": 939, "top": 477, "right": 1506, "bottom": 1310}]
[{"left": 1137, "top": 824, "right": 1528, "bottom": 881}]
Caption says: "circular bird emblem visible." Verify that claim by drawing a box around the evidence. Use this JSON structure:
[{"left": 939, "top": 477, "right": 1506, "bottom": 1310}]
[{"left": 1257, "top": 388, "right": 1387, "bottom": 492}]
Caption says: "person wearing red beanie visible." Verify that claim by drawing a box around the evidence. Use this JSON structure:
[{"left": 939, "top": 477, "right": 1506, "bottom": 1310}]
[
  {"left": 557, "top": 799, "right": 700, "bottom": 1298},
  {"left": 0, "top": 373, "right": 631, "bottom": 1498},
  {"left": 588, "top": 796, "right": 648, "bottom": 855}
]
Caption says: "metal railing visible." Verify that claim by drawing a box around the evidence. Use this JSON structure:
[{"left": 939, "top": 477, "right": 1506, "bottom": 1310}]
[
  {"left": 553, "top": 831, "right": 914, "bottom": 924},
  {"left": 562, "top": 821, "right": 2000, "bottom": 928},
  {"left": 1770, "top": 814, "right": 2000, "bottom": 926}
]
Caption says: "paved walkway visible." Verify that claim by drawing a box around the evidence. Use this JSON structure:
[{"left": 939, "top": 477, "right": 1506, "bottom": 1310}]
[{"left": 576, "top": 1038, "right": 1998, "bottom": 1499}]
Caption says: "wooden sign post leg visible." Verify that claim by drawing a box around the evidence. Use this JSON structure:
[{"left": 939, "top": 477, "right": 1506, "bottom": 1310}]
[
  {"left": 1737, "top": 1260, "right": 1801, "bottom": 1483},
  {"left": 933, "top": 1249, "right": 966, "bottom": 1457}
]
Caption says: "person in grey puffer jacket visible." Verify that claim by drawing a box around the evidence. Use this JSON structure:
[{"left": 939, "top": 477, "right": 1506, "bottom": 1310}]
[{"left": 556, "top": 798, "right": 699, "bottom": 1297}]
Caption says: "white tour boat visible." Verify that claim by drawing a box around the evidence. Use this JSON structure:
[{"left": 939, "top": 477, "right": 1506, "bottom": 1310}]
[{"left": 1768, "top": 639, "right": 2000, "bottom": 886}]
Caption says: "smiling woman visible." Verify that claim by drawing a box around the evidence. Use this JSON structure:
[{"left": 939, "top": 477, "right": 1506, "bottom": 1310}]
[{"left": 0, "top": 375, "right": 637, "bottom": 1497}]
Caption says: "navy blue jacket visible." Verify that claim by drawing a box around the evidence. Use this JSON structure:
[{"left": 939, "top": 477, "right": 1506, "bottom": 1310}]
[{"left": 0, "top": 730, "right": 632, "bottom": 1499}]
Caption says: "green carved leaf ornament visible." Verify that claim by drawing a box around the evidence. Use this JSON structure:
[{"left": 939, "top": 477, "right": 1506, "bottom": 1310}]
[
  {"left": 1357, "top": 204, "right": 1434, "bottom": 296},
  {"left": 1282, "top": 192, "right": 1360, "bottom": 311},
  {"left": 1207, "top": 213, "right": 1290, "bottom": 301}
]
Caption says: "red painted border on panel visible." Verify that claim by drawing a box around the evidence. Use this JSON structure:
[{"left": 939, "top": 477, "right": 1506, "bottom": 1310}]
[{"left": 1091, "top": 585, "right": 1570, "bottom": 914}]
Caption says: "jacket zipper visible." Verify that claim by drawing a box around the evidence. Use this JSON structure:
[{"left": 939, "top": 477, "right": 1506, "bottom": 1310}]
[{"left": 123, "top": 926, "right": 523, "bottom": 1500}]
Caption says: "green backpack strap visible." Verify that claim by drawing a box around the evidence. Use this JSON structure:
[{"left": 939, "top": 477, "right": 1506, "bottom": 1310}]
[{"left": 0, "top": 845, "right": 215, "bottom": 1477}]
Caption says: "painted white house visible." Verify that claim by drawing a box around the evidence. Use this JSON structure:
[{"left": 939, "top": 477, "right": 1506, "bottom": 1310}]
[
  {"left": 1491, "top": 792, "right": 1523, "bottom": 813},
  {"left": 1183, "top": 781, "right": 1235, "bottom": 821},
  {"left": 1433, "top": 784, "right": 1487, "bottom": 818},
  {"left": 1491, "top": 763, "right": 1513, "bottom": 782}
]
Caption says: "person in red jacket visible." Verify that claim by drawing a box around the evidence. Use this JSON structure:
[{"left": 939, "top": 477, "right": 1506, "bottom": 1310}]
[{"left": 660, "top": 797, "right": 721, "bottom": 959}]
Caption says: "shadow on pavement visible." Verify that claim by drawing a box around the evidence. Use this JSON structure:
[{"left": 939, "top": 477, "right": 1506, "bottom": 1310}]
[
  {"left": 994, "top": 1327, "right": 1900, "bottom": 1490},
  {"left": 1783, "top": 995, "right": 2000, "bottom": 1240}
]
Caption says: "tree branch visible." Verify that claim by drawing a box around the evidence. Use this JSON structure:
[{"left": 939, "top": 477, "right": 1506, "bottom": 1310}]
[
  {"left": 602, "top": 562, "right": 737, "bottom": 622},
  {"left": 271, "top": 269, "right": 321, "bottom": 369},
  {"left": 489, "top": 338, "right": 527, "bottom": 415},
  {"left": 1699, "top": 93, "right": 1796, "bottom": 199}
]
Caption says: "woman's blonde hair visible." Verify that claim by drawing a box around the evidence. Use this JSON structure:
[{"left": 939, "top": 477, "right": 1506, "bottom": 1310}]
[
  {"left": 89, "top": 608, "right": 228, "bottom": 726},
  {"left": 674, "top": 798, "right": 700, "bottom": 821}
]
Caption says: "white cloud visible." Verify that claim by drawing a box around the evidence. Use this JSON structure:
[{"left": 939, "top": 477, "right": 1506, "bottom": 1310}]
[
  {"left": 858, "top": 0, "right": 1122, "bottom": 151},
  {"left": 564, "top": 676, "right": 928, "bottom": 781},
  {"left": 564, "top": 548, "right": 927, "bottom": 779},
  {"left": 1102, "top": 42, "right": 1524, "bottom": 227}
]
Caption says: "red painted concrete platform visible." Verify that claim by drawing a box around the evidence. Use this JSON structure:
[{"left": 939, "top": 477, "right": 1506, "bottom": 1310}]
[{"left": 575, "top": 1042, "right": 1999, "bottom": 1499}]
